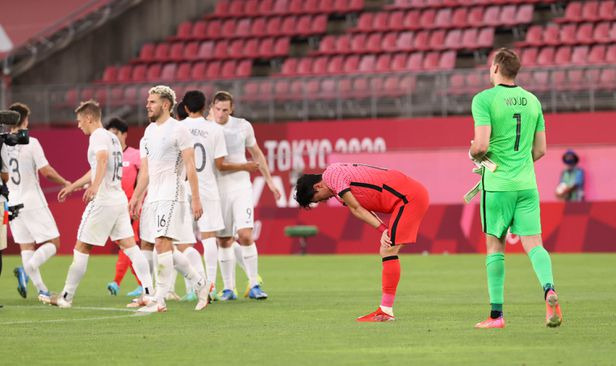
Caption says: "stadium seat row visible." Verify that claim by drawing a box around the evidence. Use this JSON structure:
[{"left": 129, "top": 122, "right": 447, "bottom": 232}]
[
  {"left": 171, "top": 15, "right": 327, "bottom": 41},
  {"left": 279, "top": 51, "right": 456, "bottom": 76},
  {"left": 386, "top": 0, "right": 553, "bottom": 10},
  {"left": 518, "top": 45, "right": 616, "bottom": 67},
  {"left": 557, "top": 1, "right": 616, "bottom": 23},
  {"left": 135, "top": 37, "right": 289, "bottom": 63},
  {"left": 518, "top": 22, "right": 616, "bottom": 47},
  {"left": 351, "top": 5, "right": 532, "bottom": 32},
  {"left": 100, "top": 60, "right": 252, "bottom": 84},
  {"left": 208, "top": 0, "right": 364, "bottom": 18},
  {"left": 315, "top": 28, "right": 494, "bottom": 55},
  {"left": 242, "top": 75, "right": 417, "bottom": 102}
]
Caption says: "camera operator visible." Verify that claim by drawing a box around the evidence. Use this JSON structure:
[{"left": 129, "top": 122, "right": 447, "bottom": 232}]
[{"left": 1, "top": 103, "right": 71, "bottom": 302}]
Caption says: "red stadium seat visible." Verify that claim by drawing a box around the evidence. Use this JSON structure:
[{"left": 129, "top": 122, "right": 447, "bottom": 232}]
[
  {"left": 319, "top": 0, "right": 336, "bottom": 14},
  {"left": 139, "top": 43, "right": 155, "bottom": 62},
  {"left": 228, "top": 0, "right": 244, "bottom": 15},
  {"left": 434, "top": 8, "right": 451, "bottom": 28},
  {"left": 429, "top": 30, "right": 446, "bottom": 50},
  {"left": 228, "top": 39, "right": 244, "bottom": 58},
  {"left": 221, "top": 60, "right": 237, "bottom": 78},
  {"left": 350, "top": 33, "right": 367, "bottom": 53},
  {"left": 184, "top": 41, "right": 199, "bottom": 60},
  {"left": 251, "top": 17, "right": 267, "bottom": 37},
  {"left": 403, "top": 10, "right": 421, "bottom": 30},
  {"left": 444, "top": 29, "right": 462, "bottom": 50},
  {"left": 101, "top": 66, "right": 117, "bottom": 83},
  {"left": 598, "top": 68, "right": 616, "bottom": 90},
  {"left": 273, "top": 37, "right": 290, "bottom": 56},
  {"left": 318, "top": 35, "right": 336, "bottom": 54},
  {"left": 520, "top": 47, "right": 538, "bottom": 66},
  {"left": 281, "top": 58, "right": 298, "bottom": 75},
  {"left": 571, "top": 46, "right": 589, "bottom": 65},
  {"left": 557, "top": 2, "right": 582, "bottom": 23},
  {"left": 420, "top": 9, "right": 436, "bottom": 29},
  {"left": 599, "top": 0, "right": 615, "bottom": 21},
  {"left": 582, "top": 1, "right": 599, "bottom": 22},
  {"left": 477, "top": 28, "right": 494, "bottom": 48},
  {"left": 311, "top": 15, "right": 328, "bottom": 34},
  {"left": 373, "top": 12, "right": 389, "bottom": 32},
  {"left": 483, "top": 6, "right": 501, "bottom": 27},
  {"left": 153, "top": 43, "right": 169, "bottom": 61},
  {"left": 193, "top": 20, "right": 209, "bottom": 39},
  {"left": 214, "top": 40, "right": 229, "bottom": 59},
  {"left": 593, "top": 22, "right": 611, "bottom": 43},
  {"left": 365, "top": 33, "right": 382, "bottom": 53},
  {"left": 221, "top": 19, "right": 236, "bottom": 36},
  {"left": 288, "top": 0, "right": 303, "bottom": 14},
  {"left": 236, "top": 19, "right": 252, "bottom": 37},
  {"left": 297, "top": 58, "right": 313, "bottom": 75},
  {"left": 337, "top": 34, "right": 352, "bottom": 54},
  {"left": 451, "top": 8, "right": 468, "bottom": 28},
  {"left": 296, "top": 16, "right": 312, "bottom": 36},
  {"left": 606, "top": 44, "right": 616, "bottom": 63},
  {"left": 302, "top": 0, "right": 320, "bottom": 14},
  {"left": 499, "top": 5, "right": 517, "bottom": 27},
  {"left": 537, "top": 47, "right": 555, "bottom": 66},
  {"left": 160, "top": 63, "right": 176, "bottom": 81},
  {"left": 554, "top": 46, "right": 572, "bottom": 65},
  {"left": 168, "top": 42, "right": 184, "bottom": 62},
  {"left": 588, "top": 45, "right": 606, "bottom": 63},
  {"left": 521, "top": 25, "right": 543, "bottom": 47},
  {"left": 117, "top": 65, "right": 133, "bottom": 82},
  {"left": 146, "top": 63, "right": 161, "bottom": 81},
  {"left": 382, "top": 32, "right": 397, "bottom": 52},
  {"left": 343, "top": 55, "right": 360, "bottom": 73},
  {"left": 375, "top": 54, "right": 392, "bottom": 72},
  {"left": 175, "top": 21, "right": 192, "bottom": 40},
  {"left": 413, "top": 30, "right": 430, "bottom": 51},
  {"left": 197, "top": 41, "right": 214, "bottom": 60},
  {"left": 175, "top": 62, "right": 192, "bottom": 81},
  {"left": 309, "top": 56, "right": 327, "bottom": 75},
  {"left": 390, "top": 11, "right": 405, "bottom": 31},
  {"left": 348, "top": 0, "right": 364, "bottom": 12},
  {"left": 281, "top": 16, "right": 297, "bottom": 36},
  {"left": 439, "top": 51, "right": 456, "bottom": 69},
  {"left": 326, "top": 55, "right": 344, "bottom": 74},
  {"left": 243, "top": 38, "right": 259, "bottom": 58},
  {"left": 214, "top": 0, "right": 230, "bottom": 16},
  {"left": 244, "top": 0, "right": 259, "bottom": 16},
  {"left": 560, "top": 24, "right": 577, "bottom": 45},
  {"left": 397, "top": 31, "right": 414, "bottom": 51},
  {"left": 391, "top": 53, "right": 407, "bottom": 71},
  {"left": 407, "top": 52, "right": 424, "bottom": 71},
  {"left": 543, "top": 25, "right": 560, "bottom": 46},
  {"left": 259, "top": 0, "right": 274, "bottom": 15},
  {"left": 515, "top": 5, "right": 533, "bottom": 25},
  {"left": 206, "top": 60, "right": 222, "bottom": 78},
  {"left": 576, "top": 23, "right": 594, "bottom": 44},
  {"left": 358, "top": 54, "right": 376, "bottom": 72},
  {"left": 468, "top": 7, "right": 484, "bottom": 27},
  {"left": 132, "top": 64, "right": 147, "bottom": 82}
]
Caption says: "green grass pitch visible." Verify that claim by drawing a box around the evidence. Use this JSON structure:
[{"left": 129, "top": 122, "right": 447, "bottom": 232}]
[{"left": 0, "top": 253, "right": 614, "bottom": 365}]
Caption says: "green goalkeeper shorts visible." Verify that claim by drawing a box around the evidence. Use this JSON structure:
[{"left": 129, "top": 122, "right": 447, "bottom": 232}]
[{"left": 480, "top": 188, "right": 542, "bottom": 238}]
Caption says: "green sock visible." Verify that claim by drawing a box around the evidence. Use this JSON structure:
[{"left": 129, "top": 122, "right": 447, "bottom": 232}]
[
  {"left": 486, "top": 253, "right": 505, "bottom": 307},
  {"left": 528, "top": 246, "right": 554, "bottom": 290}
]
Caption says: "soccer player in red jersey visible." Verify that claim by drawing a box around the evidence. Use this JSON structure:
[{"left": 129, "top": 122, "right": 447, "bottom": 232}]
[
  {"left": 295, "top": 163, "right": 429, "bottom": 322},
  {"left": 105, "top": 118, "right": 144, "bottom": 297}
]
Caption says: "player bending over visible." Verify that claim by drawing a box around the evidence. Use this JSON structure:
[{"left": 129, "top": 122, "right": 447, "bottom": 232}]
[
  {"left": 470, "top": 48, "right": 562, "bottom": 328},
  {"left": 295, "top": 163, "right": 429, "bottom": 322},
  {"left": 49, "top": 100, "right": 154, "bottom": 308},
  {"left": 2, "top": 103, "right": 71, "bottom": 302}
]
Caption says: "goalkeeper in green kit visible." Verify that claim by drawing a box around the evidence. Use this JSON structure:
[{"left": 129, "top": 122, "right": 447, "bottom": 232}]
[{"left": 469, "top": 48, "right": 562, "bottom": 329}]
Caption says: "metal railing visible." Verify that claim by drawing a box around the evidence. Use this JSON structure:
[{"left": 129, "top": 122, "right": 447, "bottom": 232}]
[{"left": 6, "top": 65, "right": 616, "bottom": 125}]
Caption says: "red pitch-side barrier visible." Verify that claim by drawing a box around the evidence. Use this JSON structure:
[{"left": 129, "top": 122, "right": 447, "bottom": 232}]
[{"left": 3, "top": 112, "right": 615, "bottom": 254}]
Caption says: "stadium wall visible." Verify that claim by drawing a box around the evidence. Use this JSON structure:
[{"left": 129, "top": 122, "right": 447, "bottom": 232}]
[
  {"left": 4, "top": 112, "right": 615, "bottom": 255},
  {"left": 12, "top": 0, "right": 215, "bottom": 86}
]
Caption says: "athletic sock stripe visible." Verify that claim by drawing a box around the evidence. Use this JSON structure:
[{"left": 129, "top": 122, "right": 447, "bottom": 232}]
[
  {"left": 382, "top": 255, "right": 399, "bottom": 262},
  {"left": 390, "top": 205, "right": 405, "bottom": 246}
]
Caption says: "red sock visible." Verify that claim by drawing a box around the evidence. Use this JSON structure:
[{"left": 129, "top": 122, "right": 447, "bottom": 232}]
[
  {"left": 113, "top": 250, "right": 131, "bottom": 285},
  {"left": 381, "top": 256, "right": 400, "bottom": 308}
]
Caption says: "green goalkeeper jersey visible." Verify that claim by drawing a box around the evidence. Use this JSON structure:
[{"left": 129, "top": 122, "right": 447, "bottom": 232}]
[{"left": 472, "top": 84, "right": 545, "bottom": 191}]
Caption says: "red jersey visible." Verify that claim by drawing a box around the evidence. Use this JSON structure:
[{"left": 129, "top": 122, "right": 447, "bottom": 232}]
[
  {"left": 322, "top": 163, "right": 424, "bottom": 213},
  {"left": 121, "top": 146, "right": 141, "bottom": 200}
]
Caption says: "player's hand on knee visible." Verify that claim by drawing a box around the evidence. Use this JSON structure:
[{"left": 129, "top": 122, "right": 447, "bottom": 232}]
[{"left": 380, "top": 230, "right": 392, "bottom": 248}]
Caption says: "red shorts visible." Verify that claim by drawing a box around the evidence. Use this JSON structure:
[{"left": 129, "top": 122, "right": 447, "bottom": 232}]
[{"left": 386, "top": 180, "right": 429, "bottom": 245}]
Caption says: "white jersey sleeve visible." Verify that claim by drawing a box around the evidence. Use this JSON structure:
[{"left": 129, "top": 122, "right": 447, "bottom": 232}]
[
  {"left": 214, "top": 127, "right": 228, "bottom": 159},
  {"left": 1, "top": 147, "right": 7, "bottom": 174},
  {"left": 175, "top": 123, "right": 194, "bottom": 151},
  {"left": 31, "top": 138, "right": 49, "bottom": 170},
  {"left": 244, "top": 121, "right": 256, "bottom": 148}
]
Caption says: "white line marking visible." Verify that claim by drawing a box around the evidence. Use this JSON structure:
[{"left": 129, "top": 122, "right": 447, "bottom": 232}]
[
  {"left": 6, "top": 305, "right": 137, "bottom": 312},
  {"left": 0, "top": 313, "right": 144, "bottom": 326}
]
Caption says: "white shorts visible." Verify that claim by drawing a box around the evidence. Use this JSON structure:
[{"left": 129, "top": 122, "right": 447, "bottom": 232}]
[
  {"left": 141, "top": 200, "right": 195, "bottom": 243},
  {"left": 217, "top": 188, "right": 254, "bottom": 237},
  {"left": 77, "top": 202, "right": 134, "bottom": 246},
  {"left": 10, "top": 206, "right": 59, "bottom": 244},
  {"left": 197, "top": 199, "right": 225, "bottom": 233}
]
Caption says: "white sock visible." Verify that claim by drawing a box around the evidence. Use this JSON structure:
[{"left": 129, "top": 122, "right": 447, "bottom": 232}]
[
  {"left": 123, "top": 246, "right": 153, "bottom": 296},
  {"left": 61, "top": 250, "right": 89, "bottom": 302},
  {"left": 380, "top": 305, "right": 394, "bottom": 316},
  {"left": 184, "top": 246, "right": 206, "bottom": 280},
  {"left": 154, "top": 251, "right": 173, "bottom": 304},
  {"left": 169, "top": 268, "right": 177, "bottom": 293},
  {"left": 202, "top": 237, "right": 218, "bottom": 285},
  {"left": 29, "top": 243, "right": 56, "bottom": 269},
  {"left": 21, "top": 250, "right": 46, "bottom": 292},
  {"left": 233, "top": 241, "right": 247, "bottom": 275},
  {"left": 172, "top": 249, "right": 205, "bottom": 289},
  {"left": 142, "top": 249, "right": 154, "bottom": 282},
  {"left": 218, "top": 246, "right": 236, "bottom": 291},
  {"left": 241, "top": 243, "right": 260, "bottom": 287}
]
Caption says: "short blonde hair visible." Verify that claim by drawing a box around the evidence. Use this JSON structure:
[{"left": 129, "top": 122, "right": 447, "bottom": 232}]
[
  {"left": 74, "top": 99, "right": 102, "bottom": 120},
  {"left": 149, "top": 85, "right": 176, "bottom": 111},
  {"left": 211, "top": 90, "right": 234, "bottom": 107}
]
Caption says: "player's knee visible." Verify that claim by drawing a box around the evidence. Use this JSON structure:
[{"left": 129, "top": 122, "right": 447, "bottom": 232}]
[
  {"left": 379, "top": 244, "right": 401, "bottom": 258},
  {"left": 237, "top": 230, "right": 253, "bottom": 245},
  {"left": 217, "top": 236, "right": 234, "bottom": 248}
]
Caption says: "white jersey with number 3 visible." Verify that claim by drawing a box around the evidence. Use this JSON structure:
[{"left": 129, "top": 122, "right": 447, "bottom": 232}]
[
  {"left": 183, "top": 117, "right": 227, "bottom": 201},
  {"left": 88, "top": 128, "right": 127, "bottom": 205},
  {"left": 215, "top": 116, "right": 256, "bottom": 192},
  {"left": 140, "top": 118, "right": 194, "bottom": 203},
  {"left": 1, "top": 137, "right": 49, "bottom": 210}
]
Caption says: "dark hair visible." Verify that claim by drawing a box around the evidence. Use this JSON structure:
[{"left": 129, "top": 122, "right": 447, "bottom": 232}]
[
  {"left": 9, "top": 103, "right": 30, "bottom": 125},
  {"left": 562, "top": 150, "right": 579, "bottom": 165},
  {"left": 105, "top": 117, "right": 128, "bottom": 133},
  {"left": 211, "top": 90, "right": 234, "bottom": 107},
  {"left": 493, "top": 48, "right": 521, "bottom": 79},
  {"left": 175, "top": 101, "right": 188, "bottom": 120},
  {"left": 295, "top": 174, "right": 323, "bottom": 208},
  {"left": 183, "top": 90, "right": 206, "bottom": 113}
]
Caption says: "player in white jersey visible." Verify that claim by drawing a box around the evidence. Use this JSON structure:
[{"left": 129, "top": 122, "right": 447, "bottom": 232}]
[
  {"left": 47, "top": 100, "right": 154, "bottom": 309},
  {"left": 1, "top": 103, "right": 70, "bottom": 302},
  {"left": 211, "top": 91, "right": 281, "bottom": 301},
  {"left": 129, "top": 85, "right": 212, "bottom": 313},
  {"left": 179, "top": 90, "right": 230, "bottom": 300}
]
